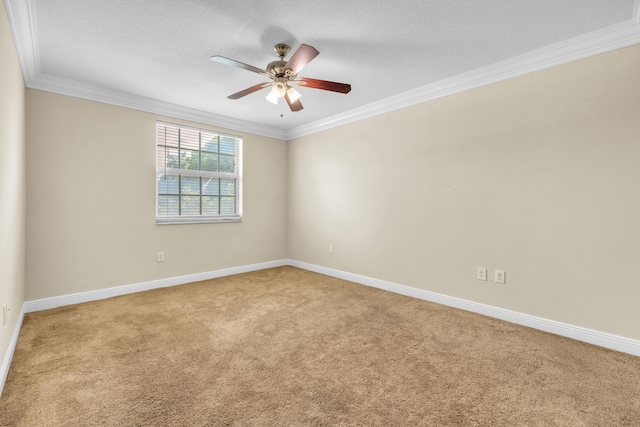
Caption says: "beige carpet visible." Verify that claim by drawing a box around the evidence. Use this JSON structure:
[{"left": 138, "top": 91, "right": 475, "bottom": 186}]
[{"left": 1, "top": 266, "right": 639, "bottom": 426}]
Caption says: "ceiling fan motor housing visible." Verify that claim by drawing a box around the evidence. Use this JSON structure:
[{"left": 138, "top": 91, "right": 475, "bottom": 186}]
[
  {"left": 266, "top": 60, "right": 288, "bottom": 77},
  {"left": 268, "top": 44, "right": 298, "bottom": 80}
]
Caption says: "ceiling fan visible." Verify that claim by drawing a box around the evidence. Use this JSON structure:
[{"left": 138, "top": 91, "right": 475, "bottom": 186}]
[{"left": 211, "top": 43, "right": 351, "bottom": 112}]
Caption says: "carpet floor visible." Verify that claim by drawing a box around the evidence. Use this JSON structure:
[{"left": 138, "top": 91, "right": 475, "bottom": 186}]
[{"left": 1, "top": 266, "right": 639, "bottom": 426}]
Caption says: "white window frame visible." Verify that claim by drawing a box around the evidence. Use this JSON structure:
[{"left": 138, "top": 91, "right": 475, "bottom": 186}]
[{"left": 156, "top": 121, "right": 243, "bottom": 225}]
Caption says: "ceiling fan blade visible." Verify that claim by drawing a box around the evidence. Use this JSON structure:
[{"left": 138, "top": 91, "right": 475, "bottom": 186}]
[
  {"left": 283, "top": 44, "right": 319, "bottom": 76},
  {"left": 228, "top": 82, "right": 271, "bottom": 99},
  {"left": 285, "top": 92, "right": 303, "bottom": 112},
  {"left": 296, "top": 78, "right": 352, "bottom": 94},
  {"left": 211, "top": 55, "right": 268, "bottom": 76}
]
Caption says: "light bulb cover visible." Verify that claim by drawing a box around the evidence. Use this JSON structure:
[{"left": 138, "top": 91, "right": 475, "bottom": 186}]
[
  {"left": 286, "top": 87, "right": 301, "bottom": 102},
  {"left": 265, "top": 90, "right": 279, "bottom": 104}
]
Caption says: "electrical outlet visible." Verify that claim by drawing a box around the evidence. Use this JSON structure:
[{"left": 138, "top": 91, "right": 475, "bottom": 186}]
[
  {"left": 157, "top": 252, "right": 165, "bottom": 263},
  {"left": 477, "top": 267, "right": 487, "bottom": 281},
  {"left": 329, "top": 245, "right": 334, "bottom": 254},
  {"left": 3, "top": 303, "right": 8, "bottom": 326},
  {"left": 495, "top": 270, "right": 506, "bottom": 284}
]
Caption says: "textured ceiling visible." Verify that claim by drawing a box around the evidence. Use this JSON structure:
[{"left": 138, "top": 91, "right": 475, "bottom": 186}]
[{"left": 6, "top": 0, "right": 640, "bottom": 138}]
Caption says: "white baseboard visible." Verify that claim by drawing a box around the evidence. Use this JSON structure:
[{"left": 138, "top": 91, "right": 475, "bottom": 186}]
[
  {"left": 288, "top": 260, "right": 640, "bottom": 357},
  {"left": 1, "top": 304, "right": 25, "bottom": 398},
  {"left": 24, "top": 259, "right": 289, "bottom": 313},
  {"left": 3, "top": 257, "right": 637, "bottom": 397}
]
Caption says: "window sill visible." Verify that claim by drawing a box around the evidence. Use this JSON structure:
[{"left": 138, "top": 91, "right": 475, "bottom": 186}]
[{"left": 156, "top": 216, "right": 242, "bottom": 225}]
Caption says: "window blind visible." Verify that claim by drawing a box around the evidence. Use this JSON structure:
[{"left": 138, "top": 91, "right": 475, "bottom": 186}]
[{"left": 156, "top": 122, "right": 242, "bottom": 224}]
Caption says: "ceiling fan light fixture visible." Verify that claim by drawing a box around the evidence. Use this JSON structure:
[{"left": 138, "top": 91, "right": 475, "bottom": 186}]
[
  {"left": 266, "top": 80, "right": 288, "bottom": 104},
  {"left": 286, "top": 86, "right": 302, "bottom": 102},
  {"left": 272, "top": 81, "right": 287, "bottom": 98}
]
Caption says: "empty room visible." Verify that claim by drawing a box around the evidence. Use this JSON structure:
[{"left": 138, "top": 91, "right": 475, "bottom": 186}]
[{"left": 1, "top": 0, "right": 640, "bottom": 425}]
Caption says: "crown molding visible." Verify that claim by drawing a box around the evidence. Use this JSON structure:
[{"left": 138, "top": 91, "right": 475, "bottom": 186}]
[
  {"left": 28, "top": 73, "right": 289, "bottom": 140},
  {"left": 5, "top": 0, "right": 640, "bottom": 141},
  {"left": 286, "top": 16, "right": 640, "bottom": 139},
  {"left": 3, "top": 0, "right": 289, "bottom": 140},
  {"left": 3, "top": 0, "right": 38, "bottom": 83}
]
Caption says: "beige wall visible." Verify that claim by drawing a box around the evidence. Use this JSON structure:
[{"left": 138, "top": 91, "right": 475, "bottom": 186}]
[
  {"left": 0, "top": 2, "right": 26, "bottom": 368},
  {"left": 26, "top": 90, "right": 288, "bottom": 300},
  {"left": 288, "top": 44, "right": 640, "bottom": 340},
  {"left": 11, "top": 20, "right": 640, "bottom": 343}
]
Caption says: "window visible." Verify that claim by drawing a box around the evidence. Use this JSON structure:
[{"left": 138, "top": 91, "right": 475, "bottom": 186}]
[{"left": 156, "top": 121, "right": 242, "bottom": 224}]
